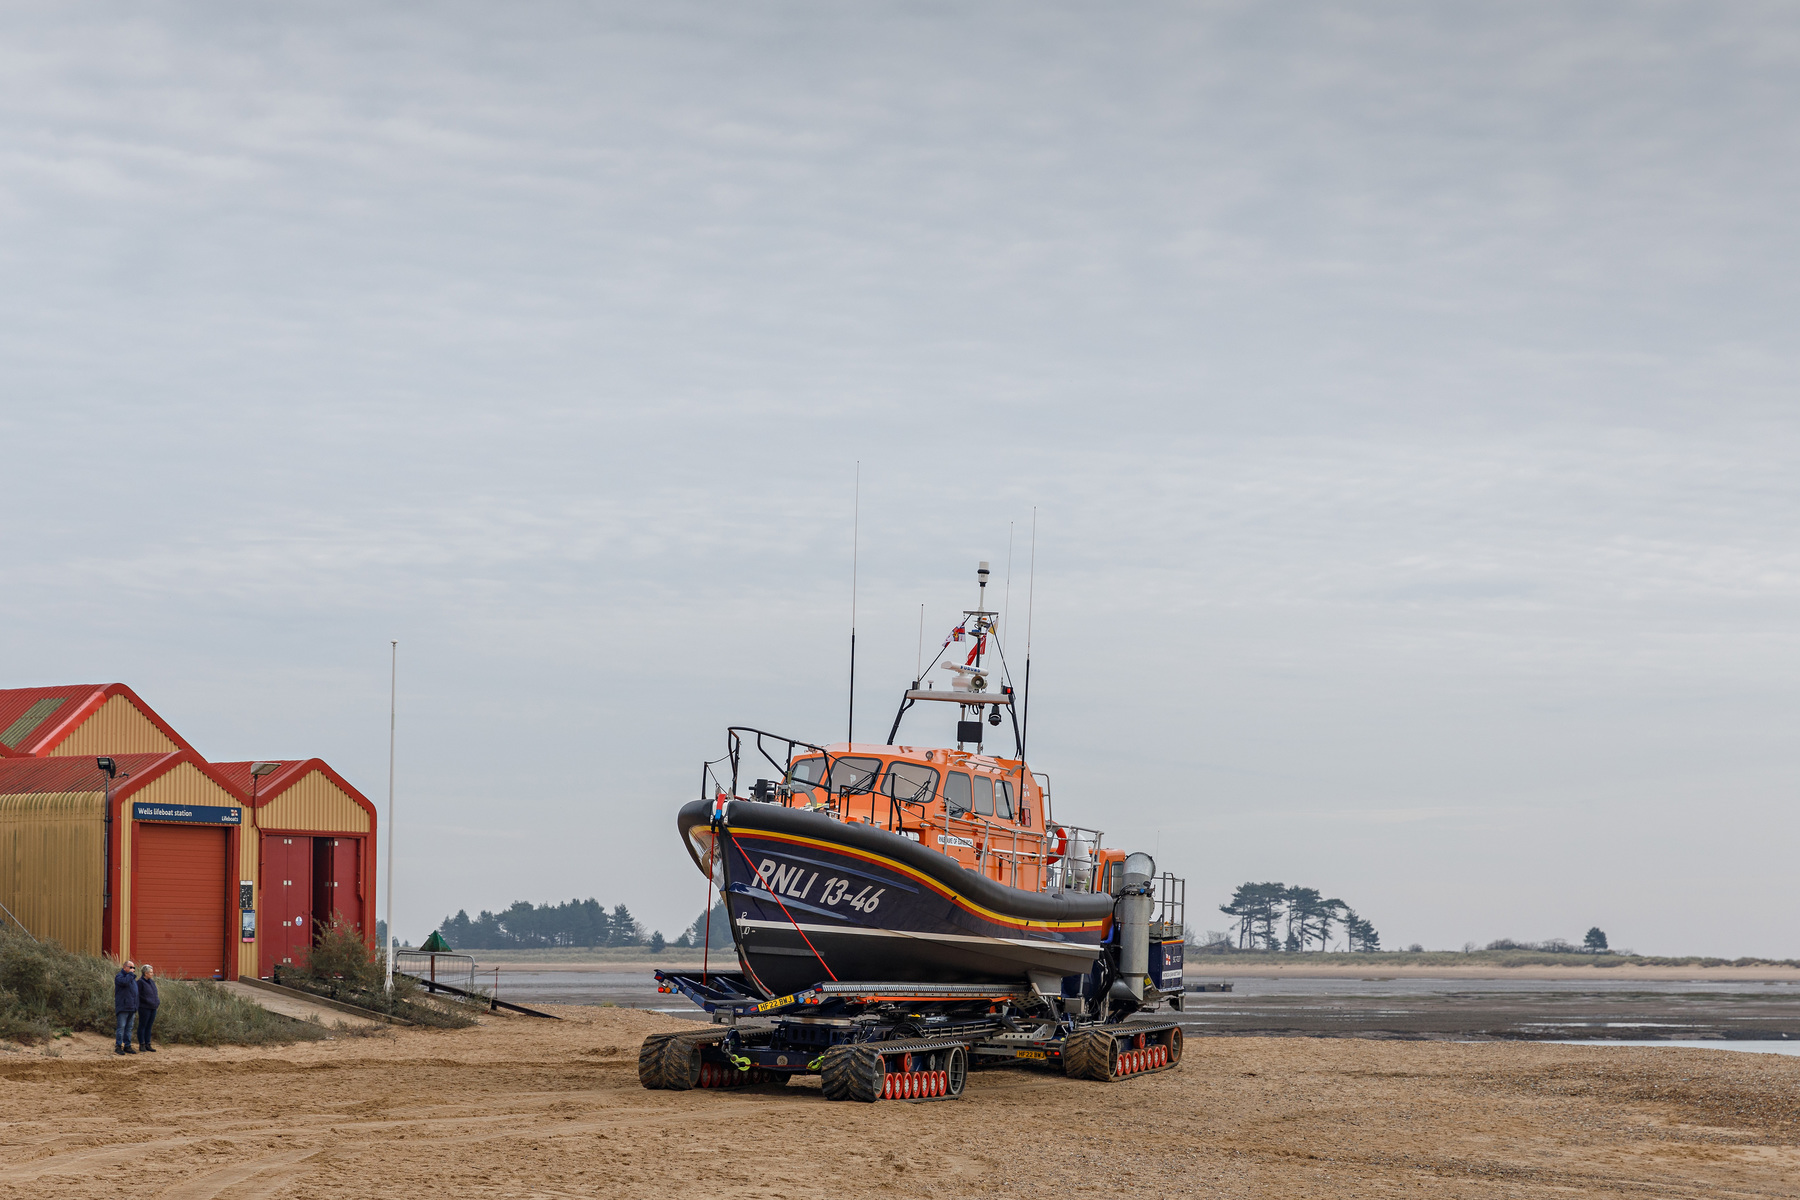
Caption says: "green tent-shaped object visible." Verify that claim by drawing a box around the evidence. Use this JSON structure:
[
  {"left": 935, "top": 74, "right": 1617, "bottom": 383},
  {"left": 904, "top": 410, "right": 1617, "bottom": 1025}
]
[{"left": 420, "top": 931, "right": 453, "bottom": 952}]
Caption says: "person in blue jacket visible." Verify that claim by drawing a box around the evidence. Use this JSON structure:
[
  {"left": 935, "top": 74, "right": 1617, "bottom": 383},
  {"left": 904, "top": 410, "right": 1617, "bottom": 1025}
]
[
  {"left": 136, "top": 964, "right": 160, "bottom": 1052},
  {"left": 113, "top": 959, "right": 139, "bottom": 1055}
]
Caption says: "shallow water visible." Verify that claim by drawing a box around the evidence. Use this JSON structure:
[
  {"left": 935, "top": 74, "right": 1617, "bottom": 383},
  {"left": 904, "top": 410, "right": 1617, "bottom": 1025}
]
[
  {"left": 483, "top": 968, "right": 1800, "bottom": 1039},
  {"left": 1197, "top": 975, "right": 1800, "bottom": 997},
  {"left": 1549, "top": 1039, "right": 1800, "bottom": 1056}
]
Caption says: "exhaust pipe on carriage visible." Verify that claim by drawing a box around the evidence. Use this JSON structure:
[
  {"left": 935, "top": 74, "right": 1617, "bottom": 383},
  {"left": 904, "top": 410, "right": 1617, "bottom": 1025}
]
[{"left": 1109, "top": 851, "right": 1156, "bottom": 1005}]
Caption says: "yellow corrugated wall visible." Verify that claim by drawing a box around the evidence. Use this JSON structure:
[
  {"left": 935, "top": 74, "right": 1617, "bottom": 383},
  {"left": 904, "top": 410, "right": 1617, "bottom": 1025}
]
[
  {"left": 46, "top": 694, "right": 177, "bottom": 756},
  {"left": 256, "top": 772, "right": 371, "bottom": 834},
  {"left": 121, "top": 763, "right": 243, "bottom": 968},
  {"left": 0, "top": 791, "right": 105, "bottom": 954},
  {"left": 240, "top": 770, "right": 370, "bottom": 975}
]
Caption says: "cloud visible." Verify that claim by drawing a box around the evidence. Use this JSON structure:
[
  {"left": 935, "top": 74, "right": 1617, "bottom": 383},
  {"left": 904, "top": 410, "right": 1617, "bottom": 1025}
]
[{"left": 4, "top": 2, "right": 1800, "bottom": 953}]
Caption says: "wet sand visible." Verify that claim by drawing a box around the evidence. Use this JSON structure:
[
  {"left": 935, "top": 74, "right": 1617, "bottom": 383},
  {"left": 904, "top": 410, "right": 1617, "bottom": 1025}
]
[
  {"left": 473, "top": 961, "right": 1800, "bottom": 1043},
  {"left": 4, "top": 1007, "right": 1800, "bottom": 1197}
]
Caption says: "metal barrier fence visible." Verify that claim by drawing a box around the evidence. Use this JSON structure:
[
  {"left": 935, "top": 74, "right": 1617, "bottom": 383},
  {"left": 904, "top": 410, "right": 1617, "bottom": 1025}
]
[{"left": 395, "top": 950, "right": 476, "bottom": 993}]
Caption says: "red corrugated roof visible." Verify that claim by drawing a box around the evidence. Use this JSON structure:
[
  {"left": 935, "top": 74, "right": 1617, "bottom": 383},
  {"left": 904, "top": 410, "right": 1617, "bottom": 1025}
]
[
  {"left": 0, "top": 685, "right": 102, "bottom": 753},
  {"left": 0, "top": 683, "right": 197, "bottom": 757},
  {"left": 0, "top": 752, "right": 179, "bottom": 796},
  {"left": 211, "top": 759, "right": 306, "bottom": 796}
]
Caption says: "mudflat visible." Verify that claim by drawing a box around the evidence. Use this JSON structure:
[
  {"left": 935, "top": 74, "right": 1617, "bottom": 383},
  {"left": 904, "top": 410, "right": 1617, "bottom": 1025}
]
[
  {"left": 1198, "top": 963, "right": 1800, "bottom": 981},
  {"left": 3, "top": 1008, "right": 1798, "bottom": 1198}
]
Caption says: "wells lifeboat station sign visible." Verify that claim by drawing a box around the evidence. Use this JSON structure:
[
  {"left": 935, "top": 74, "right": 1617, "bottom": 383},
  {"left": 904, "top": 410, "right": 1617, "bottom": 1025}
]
[{"left": 132, "top": 802, "right": 241, "bottom": 825}]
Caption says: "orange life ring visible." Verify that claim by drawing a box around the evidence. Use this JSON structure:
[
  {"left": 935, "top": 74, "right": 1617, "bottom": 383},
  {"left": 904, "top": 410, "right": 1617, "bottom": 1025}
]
[{"left": 1047, "top": 826, "right": 1069, "bottom": 864}]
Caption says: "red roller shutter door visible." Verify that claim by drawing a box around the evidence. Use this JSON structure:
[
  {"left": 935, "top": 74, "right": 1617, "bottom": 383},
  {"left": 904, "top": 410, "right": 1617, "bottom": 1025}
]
[{"left": 133, "top": 823, "right": 228, "bottom": 979}]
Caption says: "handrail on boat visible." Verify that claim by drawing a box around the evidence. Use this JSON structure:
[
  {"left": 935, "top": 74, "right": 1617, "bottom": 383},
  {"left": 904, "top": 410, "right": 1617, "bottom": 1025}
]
[{"left": 704, "top": 727, "right": 1110, "bottom": 896}]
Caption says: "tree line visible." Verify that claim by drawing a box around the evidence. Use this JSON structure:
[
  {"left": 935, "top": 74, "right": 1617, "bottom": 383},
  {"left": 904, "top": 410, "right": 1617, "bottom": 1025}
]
[
  {"left": 1217, "top": 882, "right": 1381, "bottom": 952},
  {"left": 438, "top": 899, "right": 647, "bottom": 950},
  {"left": 436, "top": 898, "right": 738, "bottom": 953}
]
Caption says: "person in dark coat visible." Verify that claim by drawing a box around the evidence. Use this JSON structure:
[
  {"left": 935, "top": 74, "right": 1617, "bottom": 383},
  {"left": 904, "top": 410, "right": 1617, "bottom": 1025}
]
[
  {"left": 136, "top": 965, "right": 160, "bottom": 1052},
  {"left": 113, "top": 959, "right": 139, "bottom": 1055}
]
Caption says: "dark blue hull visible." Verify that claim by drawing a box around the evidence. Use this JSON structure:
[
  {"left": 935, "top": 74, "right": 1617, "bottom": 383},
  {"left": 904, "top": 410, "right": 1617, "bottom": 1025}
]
[{"left": 680, "top": 799, "right": 1115, "bottom": 998}]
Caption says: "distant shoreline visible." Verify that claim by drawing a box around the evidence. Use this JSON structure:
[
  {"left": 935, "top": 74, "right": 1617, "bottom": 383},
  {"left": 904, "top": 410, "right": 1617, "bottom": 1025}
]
[
  {"left": 399, "top": 946, "right": 719, "bottom": 972},
  {"left": 411, "top": 946, "right": 1800, "bottom": 982},
  {"left": 1188, "top": 948, "right": 1800, "bottom": 972},
  {"left": 1187, "top": 963, "right": 1800, "bottom": 982}
]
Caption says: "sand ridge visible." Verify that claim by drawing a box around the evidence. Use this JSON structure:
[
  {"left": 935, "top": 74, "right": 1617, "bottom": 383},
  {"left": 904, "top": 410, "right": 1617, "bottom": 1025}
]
[{"left": 1, "top": 1007, "right": 1798, "bottom": 1197}]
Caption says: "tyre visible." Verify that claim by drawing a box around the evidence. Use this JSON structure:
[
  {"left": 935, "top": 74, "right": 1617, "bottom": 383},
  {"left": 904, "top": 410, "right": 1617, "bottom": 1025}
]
[
  {"left": 944, "top": 1045, "right": 968, "bottom": 1098},
  {"left": 1062, "top": 1029, "right": 1117, "bottom": 1082},
  {"left": 656, "top": 1035, "right": 704, "bottom": 1091},
  {"left": 821, "top": 1044, "right": 886, "bottom": 1102},
  {"left": 638, "top": 1033, "right": 677, "bottom": 1089},
  {"left": 1164, "top": 1026, "right": 1183, "bottom": 1066}
]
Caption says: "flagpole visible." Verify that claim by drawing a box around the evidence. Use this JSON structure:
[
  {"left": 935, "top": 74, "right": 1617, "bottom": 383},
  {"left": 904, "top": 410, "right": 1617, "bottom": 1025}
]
[
  {"left": 848, "top": 463, "right": 859, "bottom": 745},
  {"left": 383, "top": 640, "right": 397, "bottom": 994},
  {"left": 1022, "top": 511, "right": 1036, "bottom": 757}
]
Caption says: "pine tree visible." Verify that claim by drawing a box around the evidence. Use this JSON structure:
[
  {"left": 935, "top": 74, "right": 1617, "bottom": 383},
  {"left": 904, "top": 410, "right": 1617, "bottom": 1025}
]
[
  {"left": 1583, "top": 926, "right": 1609, "bottom": 953},
  {"left": 649, "top": 930, "right": 666, "bottom": 954},
  {"left": 610, "top": 903, "right": 641, "bottom": 946},
  {"left": 1341, "top": 910, "right": 1380, "bottom": 952},
  {"left": 689, "top": 899, "right": 732, "bottom": 949}
]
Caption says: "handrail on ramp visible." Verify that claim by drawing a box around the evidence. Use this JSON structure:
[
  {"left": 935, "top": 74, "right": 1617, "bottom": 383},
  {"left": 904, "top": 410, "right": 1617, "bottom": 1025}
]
[{"left": 398, "top": 972, "right": 562, "bottom": 1020}]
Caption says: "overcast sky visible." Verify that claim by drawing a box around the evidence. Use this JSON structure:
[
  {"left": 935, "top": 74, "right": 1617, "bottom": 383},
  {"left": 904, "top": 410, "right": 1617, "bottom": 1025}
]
[{"left": 4, "top": 3, "right": 1798, "bottom": 955}]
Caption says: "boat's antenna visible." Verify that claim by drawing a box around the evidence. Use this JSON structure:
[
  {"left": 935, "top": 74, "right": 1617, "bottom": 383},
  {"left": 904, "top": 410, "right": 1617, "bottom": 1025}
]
[
  {"left": 916, "top": 603, "right": 924, "bottom": 682},
  {"left": 1003, "top": 521, "right": 1014, "bottom": 651},
  {"left": 1022, "top": 508, "right": 1036, "bottom": 757},
  {"left": 848, "top": 462, "right": 859, "bottom": 745}
]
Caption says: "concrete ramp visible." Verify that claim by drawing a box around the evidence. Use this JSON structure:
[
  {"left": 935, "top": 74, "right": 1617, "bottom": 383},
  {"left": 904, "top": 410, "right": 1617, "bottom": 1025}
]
[{"left": 217, "top": 980, "right": 386, "bottom": 1029}]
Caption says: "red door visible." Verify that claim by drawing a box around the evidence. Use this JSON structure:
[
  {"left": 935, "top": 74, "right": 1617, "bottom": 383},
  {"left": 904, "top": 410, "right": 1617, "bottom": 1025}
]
[
  {"left": 133, "top": 823, "right": 228, "bottom": 980},
  {"left": 320, "top": 837, "right": 363, "bottom": 936},
  {"left": 260, "top": 835, "right": 313, "bottom": 976}
]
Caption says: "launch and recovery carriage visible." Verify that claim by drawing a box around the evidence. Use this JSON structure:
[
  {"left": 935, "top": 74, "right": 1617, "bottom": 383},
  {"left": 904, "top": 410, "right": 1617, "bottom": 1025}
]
[{"left": 639, "top": 564, "right": 1189, "bottom": 1101}]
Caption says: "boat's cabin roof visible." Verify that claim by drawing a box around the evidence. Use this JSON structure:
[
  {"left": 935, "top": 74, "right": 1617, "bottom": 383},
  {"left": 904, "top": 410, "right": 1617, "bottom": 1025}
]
[{"left": 782, "top": 741, "right": 1046, "bottom": 830}]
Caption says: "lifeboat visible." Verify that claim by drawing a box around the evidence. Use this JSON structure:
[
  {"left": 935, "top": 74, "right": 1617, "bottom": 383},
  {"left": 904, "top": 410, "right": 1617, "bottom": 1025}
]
[{"left": 678, "top": 564, "right": 1180, "bottom": 1007}]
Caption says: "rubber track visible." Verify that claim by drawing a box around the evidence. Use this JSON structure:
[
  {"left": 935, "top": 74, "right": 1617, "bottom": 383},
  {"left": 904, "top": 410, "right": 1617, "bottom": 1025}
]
[
  {"left": 657, "top": 1035, "right": 703, "bottom": 1090},
  {"left": 821, "top": 1045, "right": 886, "bottom": 1102},
  {"left": 1063, "top": 1024, "right": 1183, "bottom": 1082},
  {"left": 655, "top": 1027, "right": 733, "bottom": 1090},
  {"left": 1062, "top": 1029, "right": 1115, "bottom": 1081},
  {"left": 865, "top": 1034, "right": 986, "bottom": 1056},
  {"left": 638, "top": 1033, "right": 678, "bottom": 1089}
]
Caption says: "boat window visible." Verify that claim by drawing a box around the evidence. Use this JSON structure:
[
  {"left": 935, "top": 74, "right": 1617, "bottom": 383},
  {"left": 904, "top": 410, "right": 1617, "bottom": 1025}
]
[
  {"left": 828, "top": 756, "right": 883, "bottom": 794},
  {"left": 943, "top": 772, "right": 972, "bottom": 816},
  {"left": 882, "top": 762, "right": 939, "bottom": 804},
  {"left": 972, "top": 775, "right": 995, "bottom": 816},
  {"left": 996, "top": 780, "right": 1015, "bottom": 820},
  {"left": 788, "top": 756, "right": 826, "bottom": 786}
]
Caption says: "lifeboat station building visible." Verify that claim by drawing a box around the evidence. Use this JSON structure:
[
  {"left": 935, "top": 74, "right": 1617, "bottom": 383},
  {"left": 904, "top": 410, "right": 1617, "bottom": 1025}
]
[
  {"left": 212, "top": 760, "right": 377, "bottom": 977},
  {"left": 0, "top": 684, "right": 377, "bottom": 981},
  {"left": 0, "top": 683, "right": 196, "bottom": 760}
]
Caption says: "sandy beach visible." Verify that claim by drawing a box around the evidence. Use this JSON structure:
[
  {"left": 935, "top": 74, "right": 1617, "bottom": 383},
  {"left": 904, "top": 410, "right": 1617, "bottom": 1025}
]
[{"left": 3, "top": 1006, "right": 1799, "bottom": 1198}]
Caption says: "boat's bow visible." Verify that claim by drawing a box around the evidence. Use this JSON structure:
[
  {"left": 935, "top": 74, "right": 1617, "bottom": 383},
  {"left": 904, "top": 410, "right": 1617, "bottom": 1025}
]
[{"left": 679, "top": 797, "right": 1113, "bottom": 996}]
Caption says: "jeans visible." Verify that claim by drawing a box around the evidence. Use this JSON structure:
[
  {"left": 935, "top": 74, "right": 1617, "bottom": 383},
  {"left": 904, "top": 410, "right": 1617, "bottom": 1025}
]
[
  {"left": 137, "top": 1007, "right": 156, "bottom": 1048},
  {"left": 114, "top": 1010, "right": 136, "bottom": 1048}
]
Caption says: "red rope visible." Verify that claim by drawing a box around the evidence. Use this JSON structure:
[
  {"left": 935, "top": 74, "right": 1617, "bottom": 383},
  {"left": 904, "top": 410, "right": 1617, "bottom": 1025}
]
[
  {"left": 701, "top": 853, "right": 714, "bottom": 986},
  {"left": 724, "top": 826, "right": 837, "bottom": 982}
]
